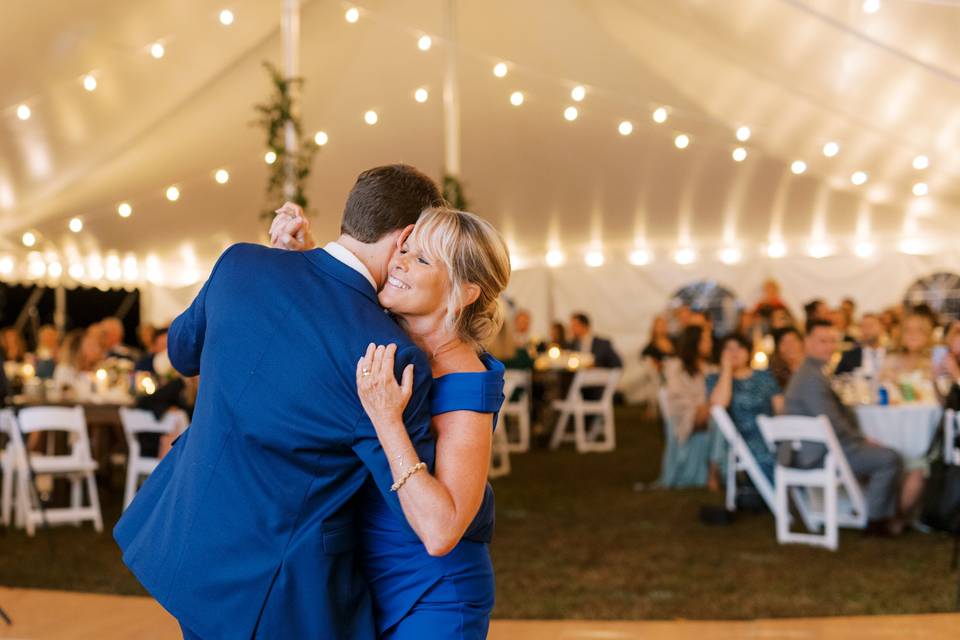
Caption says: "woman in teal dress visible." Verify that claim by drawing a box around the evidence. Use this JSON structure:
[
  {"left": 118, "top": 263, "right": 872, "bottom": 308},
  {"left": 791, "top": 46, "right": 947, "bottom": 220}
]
[
  {"left": 706, "top": 333, "right": 784, "bottom": 481},
  {"left": 353, "top": 207, "right": 511, "bottom": 639}
]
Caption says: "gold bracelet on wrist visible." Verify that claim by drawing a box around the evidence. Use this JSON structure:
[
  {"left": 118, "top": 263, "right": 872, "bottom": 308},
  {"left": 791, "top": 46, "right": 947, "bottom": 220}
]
[{"left": 390, "top": 462, "right": 426, "bottom": 492}]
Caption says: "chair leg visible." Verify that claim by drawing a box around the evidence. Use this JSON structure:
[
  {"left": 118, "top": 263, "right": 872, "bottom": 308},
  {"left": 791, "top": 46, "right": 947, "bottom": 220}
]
[
  {"left": 123, "top": 466, "right": 139, "bottom": 511},
  {"left": 573, "top": 412, "right": 587, "bottom": 452},
  {"left": 605, "top": 409, "right": 615, "bottom": 451},
  {"left": 725, "top": 450, "right": 737, "bottom": 512},
  {"left": 549, "top": 411, "right": 570, "bottom": 450},
  {"left": 1, "top": 463, "right": 12, "bottom": 527},
  {"left": 87, "top": 471, "right": 103, "bottom": 532},
  {"left": 775, "top": 474, "right": 788, "bottom": 544}
]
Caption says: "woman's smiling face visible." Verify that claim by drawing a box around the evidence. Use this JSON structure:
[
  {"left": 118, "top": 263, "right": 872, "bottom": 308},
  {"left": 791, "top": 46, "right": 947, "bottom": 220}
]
[{"left": 378, "top": 231, "right": 449, "bottom": 318}]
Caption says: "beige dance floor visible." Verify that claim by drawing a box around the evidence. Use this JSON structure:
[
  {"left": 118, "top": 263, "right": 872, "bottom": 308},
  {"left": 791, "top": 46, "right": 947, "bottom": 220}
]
[{"left": 0, "top": 587, "right": 956, "bottom": 639}]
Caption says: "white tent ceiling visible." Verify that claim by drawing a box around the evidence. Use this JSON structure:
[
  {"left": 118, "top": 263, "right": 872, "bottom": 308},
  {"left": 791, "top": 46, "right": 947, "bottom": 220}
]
[{"left": 2, "top": 0, "right": 960, "bottom": 286}]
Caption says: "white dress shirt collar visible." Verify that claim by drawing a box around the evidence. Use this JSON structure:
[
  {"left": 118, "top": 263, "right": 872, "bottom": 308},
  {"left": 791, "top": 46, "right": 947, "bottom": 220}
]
[{"left": 323, "top": 241, "right": 377, "bottom": 291}]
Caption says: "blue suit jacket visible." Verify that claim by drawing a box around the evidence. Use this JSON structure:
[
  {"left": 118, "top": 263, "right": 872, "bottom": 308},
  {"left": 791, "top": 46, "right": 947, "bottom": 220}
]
[{"left": 114, "top": 244, "right": 436, "bottom": 639}]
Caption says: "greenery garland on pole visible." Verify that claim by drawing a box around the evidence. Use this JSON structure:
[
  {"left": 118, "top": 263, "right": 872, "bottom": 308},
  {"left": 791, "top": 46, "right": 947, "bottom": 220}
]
[
  {"left": 254, "top": 61, "right": 318, "bottom": 223},
  {"left": 442, "top": 173, "right": 469, "bottom": 211}
]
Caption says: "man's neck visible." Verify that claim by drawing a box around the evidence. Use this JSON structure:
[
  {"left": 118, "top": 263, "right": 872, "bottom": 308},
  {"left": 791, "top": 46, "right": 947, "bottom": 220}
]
[{"left": 335, "top": 234, "right": 385, "bottom": 290}]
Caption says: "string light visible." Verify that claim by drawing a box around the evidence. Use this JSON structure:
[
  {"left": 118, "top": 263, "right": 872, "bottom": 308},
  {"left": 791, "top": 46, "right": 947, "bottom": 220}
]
[
  {"left": 48, "top": 262, "right": 63, "bottom": 278},
  {"left": 314, "top": 131, "right": 328, "bottom": 146},
  {"left": 732, "top": 147, "right": 747, "bottom": 162},
  {"left": 165, "top": 186, "right": 180, "bottom": 202},
  {"left": 854, "top": 241, "right": 875, "bottom": 258},
  {"left": 571, "top": 86, "right": 586, "bottom": 102},
  {"left": 851, "top": 171, "right": 868, "bottom": 185},
  {"left": 69, "top": 217, "right": 83, "bottom": 233},
  {"left": 912, "top": 182, "right": 928, "bottom": 197},
  {"left": 628, "top": 248, "right": 651, "bottom": 266},
  {"left": 674, "top": 248, "right": 697, "bottom": 265},
  {"left": 912, "top": 155, "right": 929, "bottom": 170},
  {"left": 493, "top": 62, "right": 508, "bottom": 78},
  {"left": 735, "top": 126, "right": 751, "bottom": 142},
  {"left": 545, "top": 249, "right": 565, "bottom": 267},
  {"left": 822, "top": 141, "right": 839, "bottom": 157},
  {"left": 264, "top": 151, "right": 277, "bottom": 164},
  {"left": 118, "top": 202, "right": 133, "bottom": 218},
  {"left": 618, "top": 121, "right": 633, "bottom": 136},
  {"left": 82, "top": 74, "right": 97, "bottom": 92},
  {"left": 652, "top": 107, "right": 668, "bottom": 123},
  {"left": 16, "top": 105, "right": 31, "bottom": 120},
  {"left": 22, "top": 232, "right": 37, "bottom": 247},
  {"left": 808, "top": 242, "right": 832, "bottom": 259},
  {"left": 364, "top": 110, "right": 378, "bottom": 125},
  {"left": 674, "top": 134, "right": 689, "bottom": 149},
  {"left": 69, "top": 263, "right": 84, "bottom": 279},
  {"left": 345, "top": 7, "right": 360, "bottom": 23},
  {"left": 719, "top": 247, "right": 742, "bottom": 264},
  {"left": 862, "top": 0, "right": 881, "bottom": 14},
  {"left": 584, "top": 250, "right": 604, "bottom": 267},
  {"left": 0, "top": 257, "right": 14, "bottom": 275},
  {"left": 510, "top": 91, "right": 524, "bottom": 106},
  {"left": 219, "top": 9, "right": 234, "bottom": 25},
  {"left": 417, "top": 35, "right": 432, "bottom": 51},
  {"left": 150, "top": 42, "right": 165, "bottom": 59},
  {"left": 790, "top": 160, "right": 807, "bottom": 175},
  {"left": 766, "top": 241, "right": 787, "bottom": 258},
  {"left": 215, "top": 169, "right": 230, "bottom": 184},
  {"left": 563, "top": 106, "right": 578, "bottom": 121},
  {"left": 414, "top": 88, "right": 429, "bottom": 103}
]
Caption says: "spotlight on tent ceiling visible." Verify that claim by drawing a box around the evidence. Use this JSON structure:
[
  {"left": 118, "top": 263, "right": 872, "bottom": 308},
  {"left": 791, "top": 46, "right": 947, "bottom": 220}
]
[
  {"left": 912, "top": 155, "right": 929, "bottom": 170},
  {"left": 345, "top": 7, "right": 359, "bottom": 23},
  {"left": 862, "top": 0, "right": 881, "bottom": 14},
  {"left": 732, "top": 147, "right": 747, "bottom": 162},
  {"left": 790, "top": 160, "right": 807, "bottom": 175},
  {"left": 68, "top": 263, "right": 84, "bottom": 279},
  {"left": 545, "top": 249, "right": 565, "bottom": 268},
  {"left": 652, "top": 107, "right": 668, "bottom": 124},
  {"left": 215, "top": 169, "right": 230, "bottom": 184},
  {"left": 28, "top": 259, "right": 46, "bottom": 278},
  {"left": 219, "top": 9, "right": 235, "bottom": 26},
  {"left": 674, "top": 134, "right": 689, "bottom": 149},
  {"left": 21, "top": 231, "right": 37, "bottom": 247},
  {"left": 735, "top": 126, "right": 751, "bottom": 142},
  {"left": 417, "top": 35, "right": 432, "bottom": 51},
  {"left": 117, "top": 202, "right": 133, "bottom": 218},
  {"left": 264, "top": 151, "right": 277, "bottom": 164},
  {"left": 571, "top": 86, "right": 586, "bottom": 102},
  {"left": 16, "top": 104, "right": 31, "bottom": 121},
  {"left": 618, "top": 121, "right": 633, "bottom": 136},
  {"left": 314, "top": 130, "right": 328, "bottom": 146},
  {"left": 414, "top": 88, "right": 429, "bottom": 103},
  {"left": 493, "top": 62, "right": 508, "bottom": 78},
  {"left": 150, "top": 42, "right": 165, "bottom": 59},
  {"left": 69, "top": 217, "right": 83, "bottom": 233},
  {"left": 674, "top": 248, "right": 696, "bottom": 265},
  {"left": 850, "top": 171, "right": 868, "bottom": 186},
  {"left": 719, "top": 247, "right": 742, "bottom": 265},
  {"left": 629, "top": 248, "right": 651, "bottom": 266},
  {"left": 564, "top": 106, "right": 578, "bottom": 122},
  {"left": 822, "top": 142, "right": 839, "bottom": 157},
  {"left": 584, "top": 250, "right": 604, "bottom": 267},
  {"left": 82, "top": 74, "right": 97, "bottom": 92},
  {"left": 0, "top": 257, "right": 14, "bottom": 276},
  {"left": 854, "top": 241, "right": 875, "bottom": 258},
  {"left": 364, "top": 110, "right": 379, "bottom": 125},
  {"left": 510, "top": 91, "right": 524, "bottom": 106},
  {"left": 166, "top": 186, "right": 180, "bottom": 202},
  {"left": 766, "top": 241, "right": 787, "bottom": 259},
  {"left": 48, "top": 262, "right": 63, "bottom": 278},
  {"left": 912, "top": 182, "right": 928, "bottom": 197},
  {"left": 807, "top": 242, "right": 832, "bottom": 259},
  {"left": 899, "top": 238, "right": 931, "bottom": 255}
]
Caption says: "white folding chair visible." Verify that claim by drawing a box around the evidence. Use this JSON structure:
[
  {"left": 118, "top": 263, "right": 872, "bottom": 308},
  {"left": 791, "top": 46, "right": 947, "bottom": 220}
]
[
  {"left": 945, "top": 409, "right": 960, "bottom": 467},
  {"left": 11, "top": 406, "right": 103, "bottom": 536},
  {"left": 757, "top": 414, "right": 867, "bottom": 551},
  {"left": 710, "top": 406, "right": 775, "bottom": 513},
  {"left": 1, "top": 409, "right": 16, "bottom": 527},
  {"left": 549, "top": 368, "right": 621, "bottom": 453},
  {"left": 489, "top": 376, "right": 516, "bottom": 479},
  {"left": 120, "top": 408, "right": 184, "bottom": 510},
  {"left": 501, "top": 370, "right": 531, "bottom": 453}
]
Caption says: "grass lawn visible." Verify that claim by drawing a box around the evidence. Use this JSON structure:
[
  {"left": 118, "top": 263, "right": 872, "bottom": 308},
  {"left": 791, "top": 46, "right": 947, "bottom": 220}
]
[{"left": 1, "top": 404, "right": 956, "bottom": 619}]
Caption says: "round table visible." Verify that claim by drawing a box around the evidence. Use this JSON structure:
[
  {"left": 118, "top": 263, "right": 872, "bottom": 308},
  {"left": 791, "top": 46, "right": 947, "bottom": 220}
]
[{"left": 854, "top": 403, "right": 942, "bottom": 460}]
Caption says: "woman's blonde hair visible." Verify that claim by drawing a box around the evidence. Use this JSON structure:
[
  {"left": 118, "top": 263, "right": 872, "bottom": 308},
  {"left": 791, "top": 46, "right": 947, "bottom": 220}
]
[{"left": 411, "top": 207, "right": 511, "bottom": 352}]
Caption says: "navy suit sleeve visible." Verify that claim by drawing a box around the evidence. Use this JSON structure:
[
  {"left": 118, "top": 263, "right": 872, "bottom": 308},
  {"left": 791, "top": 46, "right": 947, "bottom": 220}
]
[
  {"left": 167, "top": 245, "right": 236, "bottom": 377},
  {"left": 351, "top": 345, "right": 435, "bottom": 520}
]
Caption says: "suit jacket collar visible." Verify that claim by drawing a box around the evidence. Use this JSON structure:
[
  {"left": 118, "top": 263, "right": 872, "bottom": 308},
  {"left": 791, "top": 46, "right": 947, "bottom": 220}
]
[{"left": 302, "top": 248, "right": 379, "bottom": 305}]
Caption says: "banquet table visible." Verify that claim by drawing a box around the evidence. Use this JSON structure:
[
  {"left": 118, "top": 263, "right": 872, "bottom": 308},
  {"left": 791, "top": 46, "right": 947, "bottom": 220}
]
[{"left": 854, "top": 403, "right": 942, "bottom": 460}]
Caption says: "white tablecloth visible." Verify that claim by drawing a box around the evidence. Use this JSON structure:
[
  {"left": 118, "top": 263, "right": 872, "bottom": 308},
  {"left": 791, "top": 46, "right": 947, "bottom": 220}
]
[{"left": 855, "top": 404, "right": 942, "bottom": 460}]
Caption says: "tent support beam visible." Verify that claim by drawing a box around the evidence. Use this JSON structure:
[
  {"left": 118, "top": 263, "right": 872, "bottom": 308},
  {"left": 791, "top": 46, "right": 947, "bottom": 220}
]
[
  {"left": 281, "top": 0, "right": 301, "bottom": 200},
  {"left": 442, "top": 0, "right": 461, "bottom": 177}
]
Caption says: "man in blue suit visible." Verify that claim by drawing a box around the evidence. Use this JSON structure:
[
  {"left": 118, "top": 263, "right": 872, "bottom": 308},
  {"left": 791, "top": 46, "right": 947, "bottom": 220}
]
[{"left": 114, "top": 165, "right": 445, "bottom": 639}]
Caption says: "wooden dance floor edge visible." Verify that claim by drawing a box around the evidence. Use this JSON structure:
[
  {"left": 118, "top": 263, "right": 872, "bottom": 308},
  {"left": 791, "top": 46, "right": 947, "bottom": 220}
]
[{"left": 0, "top": 587, "right": 956, "bottom": 639}]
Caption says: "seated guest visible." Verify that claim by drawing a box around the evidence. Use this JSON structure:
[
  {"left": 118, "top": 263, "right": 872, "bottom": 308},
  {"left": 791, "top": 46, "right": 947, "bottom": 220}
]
[
  {"left": 513, "top": 309, "right": 534, "bottom": 349},
  {"left": 81, "top": 325, "right": 106, "bottom": 369},
  {"left": 830, "top": 307, "right": 857, "bottom": 349},
  {"left": 1, "top": 327, "right": 26, "bottom": 363},
  {"left": 660, "top": 326, "right": 715, "bottom": 488},
  {"left": 34, "top": 324, "right": 60, "bottom": 379},
  {"left": 99, "top": 317, "right": 137, "bottom": 361},
  {"left": 545, "top": 321, "right": 567, "bottom": 351},
  {"left": 753, "top": 278, "right": 787, "bottom": 314},
  {"left": 937, "top": 321, "right": 960, "bottom": 409},
  {"left": 841, "top": 297, "right": 858, "bottom": 340},
  {"left": 641, "top": 315, "right": 675, "bottom": 373},
  {"left": 52, "top": 330, "right": 88, "bottom": 392},
  {"left": 568, "top": 312, "right": 622, "bottom": 368},
  {"left": 835, "top": 313, "right": 886, "bottom": 376},
  {"left": 803, "top": 299, "right": 828, "bottom": 328},
  {"left": 135, "top": 328, "right": 169, "bottom": 374},
  {"left": 137, "top": 323, "right": 156, "bottom": 354},
  {"left": 785, "top": 319, "right": 902, "bottom": 535},
  {"left": 707, "top": 334, "right": 784, "bottom": 482},
  {"left": 769, "top": 327, "right": 804, "bottom": 389},
  {"left": 879, "top": 308, "right": 934, "bottom": 385},
  {"left": 769, "top": 307, "right": 794, "bottom": 331}
]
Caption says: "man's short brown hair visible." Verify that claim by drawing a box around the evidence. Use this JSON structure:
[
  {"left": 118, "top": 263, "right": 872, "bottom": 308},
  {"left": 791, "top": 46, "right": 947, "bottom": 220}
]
[{"left": 340, "top": 164, "right": 443, "bottom": 243}]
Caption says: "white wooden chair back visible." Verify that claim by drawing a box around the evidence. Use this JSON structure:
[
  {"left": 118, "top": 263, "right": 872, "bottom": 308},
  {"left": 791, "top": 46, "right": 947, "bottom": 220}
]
[
  {"left": 945, "top": 409, "right": 960, "bottom": 466},
  {"left": 119, "top": 408, "right": 179, "bottom": 509},
  {"left": 710, "top": 406, "right": 775, "bottom": 513},
  {"left": 549, "top": 368, "right": 621, "bottom": 453},
  {"left": 0, "top": 409, "right": 16, "bottom": 527},
  {"left": 501, "top": 369, "right": 531, "bottom": 453}
]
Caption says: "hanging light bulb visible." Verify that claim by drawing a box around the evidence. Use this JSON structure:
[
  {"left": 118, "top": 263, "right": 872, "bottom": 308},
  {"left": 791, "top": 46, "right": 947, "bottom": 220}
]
[
  {"left": 854, "top": 241, "right": 875, "bottom": 258},
  {"left": 314, "top": 131, "right": 328, "bottom": 146},
  {"left": 16, "top": 104, "right": 31, "bottom": 120},
  {"left": 674, "top": 134, "right": 690, "bottom": 149},
  {"left": 563, "top": 106, "right": 578, "bottom": 121},
  {"left": 264, "top": 150, "right": 277, "bottom": 164},
  {"left": 791, "top": 160, "right": 807, "bottom": 175},
  {"left": 735, "top": 126, "right": 751, "bottom": 142},
  {"left": 510, "top": 91, "right": 524, "bottom": 106},
  {"left": 22, "top": 231, "right": 37, "bottom": 247},
  {"left": 166, "top": 186, "right": 180, "bottom": 202},
  {"left": 851, "top": 171, "right": 868, "bottom": 186},
  {"left": 674, "top": 248, "right": 697, "bottom": 265},
  {"left": 493, "top": 62, "right": 508, "bottom": 78},
  {"left": 766, "top": 241, "right": 787, "bottom": 258},
  {"left": 118, "top": 202, "right": 133, "bottom": 218},
  {"left": 545, "top": 249, "right": 565, "bottom": 267},
  {"left": 0, "top": 257, "right": 14, "bottom": 275},
  {"left": 364, "top": 110, "right": 379, "bottom": 125},
  {"left": 719, "top": 247, "right": 742, "bottom": 264},
  {"left": 629, "top": 248, "right": 651, "bottom": 266},
  {"left": 912, "top": 182, "right": 928, "bottom": 197},
  {"left": 732, "top": 147, "right": 747, "bottom": 162},
  {"left": 414, "top": 88, "right": 429, "bottom": 103},
  {"left": 570, "top": 86, "right": 586, "bottom": 102},
  {"left": 82, "top": 74, "right": 97, "bottom": 91},
  {"left": 822, "top": 142, "right": 839, "bottom": 157},
  {"left": 69, "top": 263, "right": 85, "bottom": 279},
  {"left": 862, "top": 0, "right": 881, "bottom": 14},
  {"left": 215, "top": 169, "right": 230, "bottom": 184},
  {"left": 219, "top": 9, "right": 235, "bottom": 25},
  {"left": 48, "top": 262, "right": 63, "bottom": 278},
  {"left": 912, "top": 155, "right": 929, "bottom": 170},
  {"left": 150, "top": 42, "right": 165, "bottom": 59},
  {"left": 345, "top": 7, "right": 360, "bottom": 23},
  {"left": 652, "top": 107, "right": 668, "bottom": 123},
  {"left": 584, "top": 250, "right": 604, "bottom": 267},
  {"left": 69, "top": 217, "right": 83, "bottom": 233},
  {"left": 417, "top": 35, "right": 432, "bottom": 51},
  {"left": 618, "top": 121, "right": 633, "bottom": 136}
]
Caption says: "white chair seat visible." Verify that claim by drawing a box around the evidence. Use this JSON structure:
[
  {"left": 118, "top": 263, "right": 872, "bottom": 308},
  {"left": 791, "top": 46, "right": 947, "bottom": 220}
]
[{"left": 27, "top": 456, "right": 99, "bottom": 474}]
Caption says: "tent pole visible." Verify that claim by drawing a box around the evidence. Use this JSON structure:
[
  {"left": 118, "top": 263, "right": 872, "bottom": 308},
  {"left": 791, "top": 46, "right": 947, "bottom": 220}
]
[
  {"left": 442, "top": 0, "right": 461, "bottom": 178},
  {"left": 54, "top": 285, "right": 66, "bottom": 334},
  {"left": 281, "top": 0, "right": 301, "bottom": 200}
]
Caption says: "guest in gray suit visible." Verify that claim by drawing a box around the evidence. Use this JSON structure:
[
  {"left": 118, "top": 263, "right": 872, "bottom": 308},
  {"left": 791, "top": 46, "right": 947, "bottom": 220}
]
[{"left": 784, "top": 319, "right": 903, "bottom": 536}]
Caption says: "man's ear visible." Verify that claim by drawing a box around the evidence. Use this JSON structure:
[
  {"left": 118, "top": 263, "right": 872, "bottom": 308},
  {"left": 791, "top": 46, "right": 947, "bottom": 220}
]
[{"left": 397, "top": 225, "right": 415, "bottom": 248}]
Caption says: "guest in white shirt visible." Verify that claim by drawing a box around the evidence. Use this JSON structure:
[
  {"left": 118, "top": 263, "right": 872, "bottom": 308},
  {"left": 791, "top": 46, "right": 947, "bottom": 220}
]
[{"left": 835, "top": 313, "right": 886, "bottom": 376}]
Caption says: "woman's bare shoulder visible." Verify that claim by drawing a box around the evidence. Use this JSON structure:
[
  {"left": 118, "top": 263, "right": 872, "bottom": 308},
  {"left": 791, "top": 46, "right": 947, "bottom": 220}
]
[{"left": 432, "top": 344, "right": 485, "bottom": 377}]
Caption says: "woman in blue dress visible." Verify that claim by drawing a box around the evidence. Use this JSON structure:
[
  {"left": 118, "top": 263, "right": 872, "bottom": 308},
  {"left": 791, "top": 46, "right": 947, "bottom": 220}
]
[
  {"left": 706, "top": 333, "right": 784, "bottom": 481},
  {"left": 350, "top": 206, "right": 511, "bottom": 639}
]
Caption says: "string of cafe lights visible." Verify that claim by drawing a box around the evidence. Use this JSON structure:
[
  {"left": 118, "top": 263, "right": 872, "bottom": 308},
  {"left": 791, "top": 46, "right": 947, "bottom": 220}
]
[{"left": 0, "top": 0, "right": 948, "bottom": 284}]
